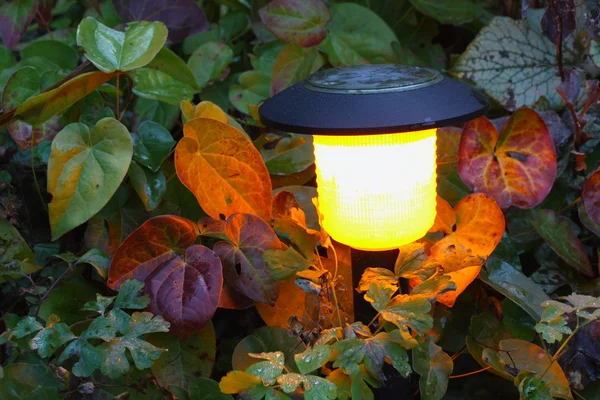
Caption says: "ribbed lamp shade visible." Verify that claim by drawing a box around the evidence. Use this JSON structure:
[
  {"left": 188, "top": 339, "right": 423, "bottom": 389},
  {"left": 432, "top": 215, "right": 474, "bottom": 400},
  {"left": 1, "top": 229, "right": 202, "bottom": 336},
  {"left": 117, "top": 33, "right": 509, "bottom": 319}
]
[
  {"left": 313, "top": 130, "right": 437, "bottom": 250},
  {"left": 259, "top": 65, "right": 488, "bottom": 251}
]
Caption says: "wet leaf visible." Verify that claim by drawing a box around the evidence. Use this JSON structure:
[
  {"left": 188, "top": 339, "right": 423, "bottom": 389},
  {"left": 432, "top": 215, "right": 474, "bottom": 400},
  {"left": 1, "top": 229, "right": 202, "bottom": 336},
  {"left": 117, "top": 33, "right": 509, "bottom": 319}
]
[
  {"left": 458, "top": 109, "right": 557, "bottom": 209},
  {"left": 175, "top": 118, "right": 272, "bottom": 221},
  {"left": 535, "top": 304, "right": 572, "bottom": 344},
  {"left": 380, "top": 294, "right": 433, "bottom": 337},
  {"left": 0, "top": 71, "right": 115, "bottom": 127},
  {"left": 132, "top": 120, "right": 176, "bottom": 172},
  {"left": 357, "top": 267, "right": 398, "bottom": 311},
  {"left": 482, "top": 339, "right": 573, "bottom": 400},
  {"left": 114, "top": 0, "right": 209, "bottom": 44},
  {"left": 29, "top": 315, "right": 76, "bottom": 358},
  {"left": 529, "top": 209, "right": 593, "bottom": 276},
  {"left": 429, "top": 194, "right": 505, "bottom": 306},
  {"left": 147, "top": 322, "right": 216, "bottom": 388},
  {"left": 278, "top": 373, "right": 336, "bottom": 400},
  {"left": 258, "top": 0, "right": 330, "bottom": 47},
  {"left": 0, "top": 0, "right": 37, "bottom": 49},
  {"left": 188, "top": 42, "right": 233, "bottom": 88},
  {"left": 2, "top": 67, "right": 62, "bottom": 149},
  {"left": 219, "top": 371, "right": 262, "bottom": 394},
  {"left": 76, "top": 17, "right": 167, "bottom": 73},
  {"left": 128, "top": 162, "right": 167, "bottom": 211},
  {"left": 413, "top": 336, "right": 453, "bottom": 400},
  {"left": 466, "top": 312, "right": 513, "bottom": 379},
  {"left": 214, "top": 214, "right": 282, "bottom": 305},
  {"left": 295, "top": 344, "right": 331, "bottom": 375},
  {"left": 409, "top": 0, "right": 487, "bottom": 25},
  {"left": 258, "top": 133, "right": 314, "bottom": 176},
  {"left": 132, "top": 97, "right": 179, "bottom": 132},
  {"left": 318, "top": 3, "right": 398, "bottom": 66},
  {"left": 48, "top": 118, "right": 132, "bottom": 239},
  {"left": 271, "top": 43, "right": 318, "bottom": 96},
  {"left": 583, "top": 168, "right": 600, "bottom": 227},
  {"left": 452, "top": 17, "right": 580, "bottom": 110}
]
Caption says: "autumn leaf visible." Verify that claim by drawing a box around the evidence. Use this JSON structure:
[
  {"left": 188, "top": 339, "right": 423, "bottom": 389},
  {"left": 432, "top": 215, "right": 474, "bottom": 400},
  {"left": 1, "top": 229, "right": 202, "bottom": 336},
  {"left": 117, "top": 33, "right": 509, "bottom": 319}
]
[
  {"left": 256, "top": 278, "right": 307, "bottom": 328},
  {"left": 258, "top": 0, "right": 330, "bottom": 47},
  {"left": 458, "top": 108, "right": 557, "bottom": 209},
  {"left": 108, "top": 216, "right": 222, "bottom": 334},
  {"left": 583, "top": 168, "right": 600, "bottom": 227},
  {"left": 47, "top": 118, "right": 133, "bottom": 240},
  {"left": 429, "top": 194, "right": 505, "bottom": 307},
  {"left": 214, "top": 214, "right": 282, "bottom": 305},
  {"left": 219, "top": 371, "right": 262, "bottom": 394},
  {"left": 175, "top": 118, "right": 272, "bottom": 221},
  {"left": 271, "top": 43, "right": 319, "bottom": 96},
  {"left": 0, "top": 71, "right": 116, "bottom": 128},
  {"left": 0, "top": 0, "right": 37, "bottom": 49}
]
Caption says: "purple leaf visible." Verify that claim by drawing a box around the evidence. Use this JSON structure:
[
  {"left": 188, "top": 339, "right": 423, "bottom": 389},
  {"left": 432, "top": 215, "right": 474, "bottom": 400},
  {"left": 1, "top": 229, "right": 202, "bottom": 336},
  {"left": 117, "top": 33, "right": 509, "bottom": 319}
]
[
  {"left": 0, "top": 0, "right": 37, "bottom": 50},
  {"left": 556, "top": 68, "right": 580, "bottom": 105},
  {"left": 214, "top": 214, "right": 282, "bottom": 306},
  {"left": 145, "top": 245, "right": 223, "bottom": 336},
  {"left": 541, "top": 0, "right": 576, "bottom": 43},
  {"left": 114, "top": 0, "right": 209, "bottom": 44}
]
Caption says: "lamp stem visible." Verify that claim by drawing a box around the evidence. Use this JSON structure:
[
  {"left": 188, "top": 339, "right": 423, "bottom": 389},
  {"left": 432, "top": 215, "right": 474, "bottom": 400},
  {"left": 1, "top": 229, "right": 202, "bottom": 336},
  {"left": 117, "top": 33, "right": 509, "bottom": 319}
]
[{"left": 350, "top": 248, "right": 400, "bottom": 324}]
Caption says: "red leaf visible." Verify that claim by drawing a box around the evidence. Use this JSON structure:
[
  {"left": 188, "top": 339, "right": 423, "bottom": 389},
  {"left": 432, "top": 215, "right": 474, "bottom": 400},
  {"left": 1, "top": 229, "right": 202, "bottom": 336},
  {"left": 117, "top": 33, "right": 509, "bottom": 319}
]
[
  {"left": 0, "top": 0, "right": 37, "bottom": 49},
  {"left": 145, "top": 244, "right": 222, "bottom": 335},
  {"left": 583, "top": 168, "right": 600, "bottom": 227},
  {"left": 458, "top": 108, "right": 557, "bottom": 209},
  {"left": 259, "top": 0, "right": 330, "bottom": 47},
  {"left": 214, "top": 214, "right": 282, "bottom": 305}
]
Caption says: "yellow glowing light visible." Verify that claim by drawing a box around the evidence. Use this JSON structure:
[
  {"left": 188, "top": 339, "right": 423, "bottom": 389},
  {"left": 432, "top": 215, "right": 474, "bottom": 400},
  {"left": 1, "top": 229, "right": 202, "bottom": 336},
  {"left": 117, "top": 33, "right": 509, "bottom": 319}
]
[{"left": 313, "top": 129, "right": 437, "bottom": 251}]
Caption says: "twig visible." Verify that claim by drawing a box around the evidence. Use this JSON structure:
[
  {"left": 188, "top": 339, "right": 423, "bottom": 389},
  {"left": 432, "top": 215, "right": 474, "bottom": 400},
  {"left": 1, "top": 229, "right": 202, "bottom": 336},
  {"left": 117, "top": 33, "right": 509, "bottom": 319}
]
[
  {"left": 30, "top": 127, "right": 48, "bottom": 214},
  {"left": 119, "top": 74, "right": 135, "bottom": 121},
  {"left": 34, "top": 262, "right": 75, "bottom": 317},
  {"left": 449, "top": 366, "right": 492, "bottom": 379}
]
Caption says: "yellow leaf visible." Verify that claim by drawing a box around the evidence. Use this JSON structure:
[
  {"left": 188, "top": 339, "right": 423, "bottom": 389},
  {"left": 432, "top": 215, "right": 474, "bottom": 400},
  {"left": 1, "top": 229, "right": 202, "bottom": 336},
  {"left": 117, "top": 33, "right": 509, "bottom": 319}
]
[
  {"left": 219, "top": 370, "right": 261, "bottom": 394},
  {"left": 175, "top": 118, "right": 272, "bottom": 221},
  {"left": 194, "top": 101, "right": 228, "bottom": 123}
]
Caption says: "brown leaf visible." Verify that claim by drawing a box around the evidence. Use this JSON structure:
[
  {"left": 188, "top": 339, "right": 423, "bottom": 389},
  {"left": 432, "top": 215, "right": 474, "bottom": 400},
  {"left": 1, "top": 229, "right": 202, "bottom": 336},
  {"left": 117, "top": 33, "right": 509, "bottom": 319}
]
[{"left": 583, "top": 168, "right": 600, "bottom": 228}]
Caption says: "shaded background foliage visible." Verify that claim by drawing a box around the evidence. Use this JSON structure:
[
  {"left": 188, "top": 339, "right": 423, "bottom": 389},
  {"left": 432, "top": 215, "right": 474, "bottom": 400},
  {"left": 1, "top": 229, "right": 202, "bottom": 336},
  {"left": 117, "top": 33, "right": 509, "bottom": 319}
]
[{"left": 0, "top": 0, "right": 599, "bottom": 399}]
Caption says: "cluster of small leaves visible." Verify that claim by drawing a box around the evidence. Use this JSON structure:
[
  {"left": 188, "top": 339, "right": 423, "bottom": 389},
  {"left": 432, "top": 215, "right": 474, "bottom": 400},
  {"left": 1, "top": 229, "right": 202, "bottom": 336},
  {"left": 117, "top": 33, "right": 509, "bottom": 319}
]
[
  {"left": 0, "top": 280, "right": 169, "bottom": 378},
  {"left": 535, "top": 294, "right": 600, "bottom": 344}
]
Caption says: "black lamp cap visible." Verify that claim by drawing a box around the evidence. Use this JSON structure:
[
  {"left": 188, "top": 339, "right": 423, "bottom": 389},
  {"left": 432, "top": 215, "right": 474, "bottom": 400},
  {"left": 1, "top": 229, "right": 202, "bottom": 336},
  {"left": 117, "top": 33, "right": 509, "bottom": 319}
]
[{"left": 259, "top": 64, "right": 489, "bottom": 135}]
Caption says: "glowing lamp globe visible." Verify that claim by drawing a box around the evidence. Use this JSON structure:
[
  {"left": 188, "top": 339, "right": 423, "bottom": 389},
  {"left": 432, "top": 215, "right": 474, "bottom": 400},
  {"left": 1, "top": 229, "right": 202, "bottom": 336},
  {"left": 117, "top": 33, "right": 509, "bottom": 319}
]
[{"left": 259, "top": 65, "right": 488, "bottom": 251}]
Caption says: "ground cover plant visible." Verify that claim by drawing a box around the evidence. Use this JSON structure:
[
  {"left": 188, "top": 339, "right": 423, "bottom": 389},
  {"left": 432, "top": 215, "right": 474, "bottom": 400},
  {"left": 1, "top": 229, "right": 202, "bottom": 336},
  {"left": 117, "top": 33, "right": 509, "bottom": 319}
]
[{"left": 0, "top": 0, "right": 600, "bottom": 399}]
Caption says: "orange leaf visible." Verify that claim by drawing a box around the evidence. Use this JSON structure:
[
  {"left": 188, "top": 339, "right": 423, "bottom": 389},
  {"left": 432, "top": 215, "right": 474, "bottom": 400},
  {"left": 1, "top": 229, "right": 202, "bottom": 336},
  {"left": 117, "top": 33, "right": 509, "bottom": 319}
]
[
  {"left": 193, "top": 101, "right": 228, "bottom": 123},
  {"left": 175, "top": 118, "right": 272, "bottom": 221},
  {"left": 256, "top": 278, "right": 307, "bottom": 327},
  {"left": 583, "top": 168, "right": 600, "bottom": 227},
  {"left": 429, "top": 196, "right": 456, "bottom": 235},
  {"left": 458, "top": 108, "right": 557, "bottom": 209},
  {"left": 430, "top": 193, "right": 505, "bottom": 307}
]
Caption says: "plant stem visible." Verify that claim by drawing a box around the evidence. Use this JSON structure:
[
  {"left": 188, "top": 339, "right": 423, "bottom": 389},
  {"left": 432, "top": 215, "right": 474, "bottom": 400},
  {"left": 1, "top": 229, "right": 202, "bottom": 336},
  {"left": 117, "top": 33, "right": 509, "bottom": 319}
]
[
  {"left": 34, "top": 262, "right": 75, "bottom": 317},
  {"left": 30, "top": 129, "right": 48, "bottom": 214},
  {"left": 116, "top": 72, "right": 121, "bottom": 120},
  {"left": 329, "top": 243, "right": 343, "bottom": 328},
  {"left": 449, "top": 366, "right": 492, "bottom": 379},
  {"left": 558, "top": 196, "right": 581, "bottom": 214}
]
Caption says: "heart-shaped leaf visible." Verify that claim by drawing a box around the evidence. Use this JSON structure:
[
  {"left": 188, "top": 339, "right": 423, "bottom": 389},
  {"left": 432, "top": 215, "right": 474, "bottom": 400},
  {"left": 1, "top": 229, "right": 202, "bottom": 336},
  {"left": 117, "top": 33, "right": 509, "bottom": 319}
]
[
  {"left": 175, "top": 118, "right": 272, "bottom": 221},
  {"left": 458, "top": 108, "right": 557, "bottom": 209},
  {"left": 127, "top": 162, "right": 166, "bottom": 211},
  {"left": 271, "top": 43, "right": 319, "bottom": 96},
  {"left": 48, "top": 118, "right": 133, "bottom": 239},
  {"left": 114, "top": 0, "right": 209, "bottom": 44},
  {"left": 429, "top": 193, "right": 505, "bottom": 306},
  {"left": 214, "top": 214, "right": 282, "bottom": 305},
  {"left": 130, "top": 67, "right": 196, "bottom": 105},
  {"left": 258, "top": 0, "right": 330, "bottom": 47},
  {"left": 583, "top": 168, "right": 600, "bottom": 228},
  {"left": 257, "top": 133, "right": 314, "bottom": 176},
  {"left": 188, "top": 42, "right": 233, "bottom": 88},
  {"left": 108, "top": 216, "right": 222, "bottom": 334},
  {"left": 132, "top": 121, "right": 175, "bottom": 172},
  {"left": 76, "top": 17, "right": 168, "bottom": 73},
  {"left": 529, "top": 209, "right": 593, "bottom": 277},
  {"left": 2, "top": 67, "right": 63, "bottom": 149}
]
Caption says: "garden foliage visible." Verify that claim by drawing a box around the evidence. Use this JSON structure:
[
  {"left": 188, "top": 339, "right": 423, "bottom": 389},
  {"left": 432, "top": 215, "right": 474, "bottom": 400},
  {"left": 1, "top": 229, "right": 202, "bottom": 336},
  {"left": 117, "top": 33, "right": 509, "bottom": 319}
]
[{"left": 0, "top": 0, "right": 600, "bottom": 399}]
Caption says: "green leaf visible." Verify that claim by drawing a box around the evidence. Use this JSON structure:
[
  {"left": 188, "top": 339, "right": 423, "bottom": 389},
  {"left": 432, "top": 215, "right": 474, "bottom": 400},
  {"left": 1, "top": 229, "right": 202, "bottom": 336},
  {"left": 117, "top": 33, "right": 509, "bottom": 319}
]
[
  {"left": 501, "top": 298, "right": 537, "bottom": 341},
  {"left": 47, "top": 118, "right": 133, "bottom": 239},
  {"left": 29, "top": 315, "right": 76, "bottom": 358},
  {"left": 21, "top": 40, "right": 79, "bottom": 71},
  {"left": 332, "top": 339, "right": 365, "bottom": 375},
  {"left": 294, "top": 344, "right": 331, "bottom": 375},
  {"left": 452, "top": 17, "right": 580, "bottom": 110},
  {"left": 99, "top": 311, "right": 169, "bottom": 378},
  {"left": 0, "top": 218, "right": 40, "bottom": 282},
  {"left": 39, "top": 277, "right": 97, "bottom": 326},
  {"left": 259, "top": 133, "right": 314, "bottom": 175},
  {"left": 0, "top": 0, "right": 37, "bottom": 50},
  {"left": 12, "top": 317, "right": 43, "bottom": 339},
  {"left": 530, "top": 209, "right": 593, "bottom": 276},
  {"left": 413, "top": 336, "right": 453, "bottom": 400},
  {"left": 0, "top": 362, "right": 63, "bottom": 400},
  {"left": 188, "top": 42, "right": 233, "bottom": 88},
  {"left": 318, "top": 3, "right": 398, "bottom": 66},
  {"left": 409, "top": 0, "right": 487, "bottom": 25},
  {"left": 535, "top": 304, "right": 572, "bottom": 344},
  {"left": 132, "top": 121, "right": 176, "bottom": 172},
  {"left": 517, "top": 371, "right": 554, "bottom": 400},
  {"left": 146, "top": 46, "right": 197, "bottom": 89},
  {"left": 380, "top": 294, "right": 433, "bottom": 336},
  {"left": 270, "top": 43, "right": 319, "bottom": 96},
  {"left": 130, "top": 67, "right": 196, "bottom": 105},
  {"left": 76, "top": 17, "right": 167, "bottom": 73},
  {"left": 82, "top": 294, "right": 116, "bottom": 315},
  {"left": 229, "top": 70, "right": 270, "bottom": 115},
  {"left": 113, "top": 279, "right": 150, "bottom": 310},
  {"left": 263, "top": 247, "right": 311, "bottom": 281},
  {"left": 128, "top": 162, "right": 166, "bottom": 211},
  {"left": 147, "top": 323, "right": 216, "bottom": 388},
  {"left": 77, "top": 248, "right": 110, "bottom": 279},
  {"left": 277, "top": 373, "right": 336, "bottom": 400},
  {"left": 247, "top": 351, "right": 285, "bottom": 383},
  {"left": 357, "top": 268, "right": 398, "bottom": 312},
  {"left": 189, "top": 377, "right": 233, "bottom": 400},
  {"left": 466, "top": 312, "right": 513, "bottom": 378},
  {"left": 395, "top": 243, "right": 437, "bottom": 280}
]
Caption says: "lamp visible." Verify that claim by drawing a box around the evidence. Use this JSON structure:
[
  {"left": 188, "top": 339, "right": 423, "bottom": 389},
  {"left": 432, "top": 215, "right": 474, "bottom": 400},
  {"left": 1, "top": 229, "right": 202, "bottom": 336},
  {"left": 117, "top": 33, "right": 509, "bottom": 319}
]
[{"left": 259, "top": 65, "right": 488, "bottom": 320}]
